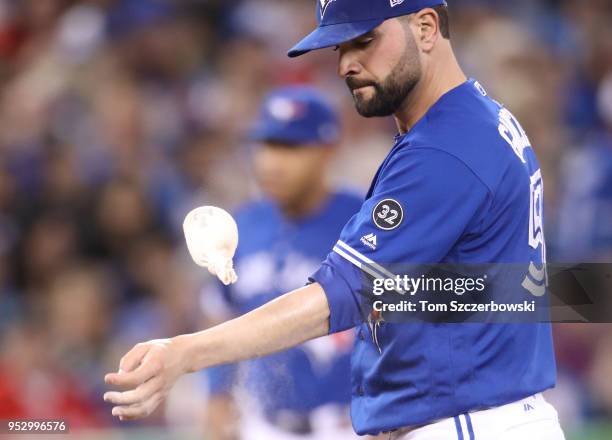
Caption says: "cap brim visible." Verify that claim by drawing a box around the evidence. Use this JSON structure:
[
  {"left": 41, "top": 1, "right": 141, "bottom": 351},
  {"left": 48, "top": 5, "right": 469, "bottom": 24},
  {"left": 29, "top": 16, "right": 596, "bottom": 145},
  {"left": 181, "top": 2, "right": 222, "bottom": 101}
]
[
  {"left": 288, "top": 19, "right": 384, "bottom": 58},
  {"left": 247, "top": 125, "right": 303, "bottom": 145}
]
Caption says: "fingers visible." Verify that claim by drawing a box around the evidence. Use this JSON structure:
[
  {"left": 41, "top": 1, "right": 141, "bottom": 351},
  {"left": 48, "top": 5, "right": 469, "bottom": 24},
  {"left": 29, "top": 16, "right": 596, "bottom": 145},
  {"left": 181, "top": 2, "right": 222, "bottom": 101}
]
[
  {"left": 104, "top": 375, "right": 163, "bottom": 406},
  {"left": 110, "top": 392, "right": 164, "bottom": 420},
  {"left": 120, "top": 343, "right": 150, "bottom": 372},
  {"left": 104, "top": 339, "right": 179, "bottom": 421},
  {"left": 103, "top": 342, "right": 150, "bottom": 387},
  {"left": 105, "top": 352, "right": 161, "bottom": 389}
]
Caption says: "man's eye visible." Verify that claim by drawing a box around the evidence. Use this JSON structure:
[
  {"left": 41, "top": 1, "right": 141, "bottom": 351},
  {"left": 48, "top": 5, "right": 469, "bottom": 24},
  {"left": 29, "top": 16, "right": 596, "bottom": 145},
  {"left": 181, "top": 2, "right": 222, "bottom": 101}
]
[
  {"left": 356, "top": 38, "right": 374, "bottom": 47},
  {"left": 333, "top": 45, "right": 340, "bottom": 52}
]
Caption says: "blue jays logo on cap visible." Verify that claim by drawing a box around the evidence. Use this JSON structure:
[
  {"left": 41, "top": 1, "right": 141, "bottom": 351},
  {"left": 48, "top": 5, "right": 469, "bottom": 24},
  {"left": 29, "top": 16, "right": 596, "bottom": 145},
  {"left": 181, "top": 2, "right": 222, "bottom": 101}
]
[
  {"left": 289, "top": 0, "right": 447, "bottom": 57},
  {"left": 319, "top": 0, "right": 335, "bottom": 18},
  {"left": 267, "top": 97, "right": 306, "bottom": 121}
]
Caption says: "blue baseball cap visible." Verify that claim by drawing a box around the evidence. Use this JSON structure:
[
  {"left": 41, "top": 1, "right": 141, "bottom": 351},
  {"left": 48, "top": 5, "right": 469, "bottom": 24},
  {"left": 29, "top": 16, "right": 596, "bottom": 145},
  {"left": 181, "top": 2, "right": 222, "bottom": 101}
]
[
  {"left": 249, "top": 86, "right": 340, "bottom": 146},
  {"left": 288, "top": 0, "right": 447, "bottom": 57}
]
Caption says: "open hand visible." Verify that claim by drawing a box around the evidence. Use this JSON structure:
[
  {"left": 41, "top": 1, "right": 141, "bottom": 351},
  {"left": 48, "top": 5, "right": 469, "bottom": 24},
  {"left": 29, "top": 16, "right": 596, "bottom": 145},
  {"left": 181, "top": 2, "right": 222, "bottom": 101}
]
[{"left": 103, "top": 338, "right": 188, "bottom": 420}]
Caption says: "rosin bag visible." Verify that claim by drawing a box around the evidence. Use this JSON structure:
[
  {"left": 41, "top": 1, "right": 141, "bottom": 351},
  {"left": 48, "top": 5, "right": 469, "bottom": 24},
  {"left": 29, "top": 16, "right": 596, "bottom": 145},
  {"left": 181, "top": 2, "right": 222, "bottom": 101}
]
[{"left": 183, "top": 206, "right": 239, "bottom": 285}]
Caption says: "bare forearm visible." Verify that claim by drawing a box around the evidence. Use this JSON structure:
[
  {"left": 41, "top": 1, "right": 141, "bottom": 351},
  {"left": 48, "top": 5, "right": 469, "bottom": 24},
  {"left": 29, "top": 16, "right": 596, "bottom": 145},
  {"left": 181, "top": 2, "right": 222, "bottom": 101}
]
[
  {"left": 177, "top": 283, "right": 330, "bottom": 373},
  {"left": 103, "top": 283, "right": 330, "bottom": 420}
]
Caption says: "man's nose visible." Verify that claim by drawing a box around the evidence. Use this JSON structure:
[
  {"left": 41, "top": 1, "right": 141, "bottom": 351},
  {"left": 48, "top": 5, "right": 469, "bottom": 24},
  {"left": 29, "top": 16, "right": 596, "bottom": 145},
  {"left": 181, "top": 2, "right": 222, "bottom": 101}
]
[{"left": 337, "top": 48, "right": 361, "bottom": 78}]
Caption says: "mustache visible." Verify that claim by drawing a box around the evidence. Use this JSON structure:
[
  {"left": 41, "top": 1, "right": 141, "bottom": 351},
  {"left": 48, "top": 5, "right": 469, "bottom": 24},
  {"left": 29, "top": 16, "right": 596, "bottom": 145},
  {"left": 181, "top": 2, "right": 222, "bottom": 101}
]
[{"left": 346, "top": 77, "right": 377, "bottom": 91}]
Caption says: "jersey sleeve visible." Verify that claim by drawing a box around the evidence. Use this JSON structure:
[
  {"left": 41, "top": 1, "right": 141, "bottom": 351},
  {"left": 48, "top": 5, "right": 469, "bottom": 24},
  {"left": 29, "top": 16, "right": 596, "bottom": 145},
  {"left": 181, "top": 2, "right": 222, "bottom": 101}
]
[{"left": 310, "top": 147, "right": 491, "bottom": 333}]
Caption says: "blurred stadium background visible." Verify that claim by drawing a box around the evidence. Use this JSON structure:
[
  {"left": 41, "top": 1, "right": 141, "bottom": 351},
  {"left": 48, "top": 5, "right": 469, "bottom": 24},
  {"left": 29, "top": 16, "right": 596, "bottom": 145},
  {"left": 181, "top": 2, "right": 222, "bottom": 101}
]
[{"left": 0, "top": 0, "right": 611, "bottom": 439}]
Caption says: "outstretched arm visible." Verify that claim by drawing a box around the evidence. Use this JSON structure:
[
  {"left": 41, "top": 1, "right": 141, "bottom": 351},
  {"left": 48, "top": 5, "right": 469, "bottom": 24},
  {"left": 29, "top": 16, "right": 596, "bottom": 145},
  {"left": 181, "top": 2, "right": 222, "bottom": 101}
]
[{"left": 103, "top": 282, "right": 330, "bottom": 420}]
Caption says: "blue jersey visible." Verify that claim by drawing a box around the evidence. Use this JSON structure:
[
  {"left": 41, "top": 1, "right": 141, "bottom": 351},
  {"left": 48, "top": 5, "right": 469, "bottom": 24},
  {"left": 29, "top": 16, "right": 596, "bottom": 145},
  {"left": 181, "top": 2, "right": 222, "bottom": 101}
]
[
  {"left": 207, "top": 192, "right": 362, "bottom": 417},
  {"left": 310, "top": 79, "right": 557, "bottom": 435}
]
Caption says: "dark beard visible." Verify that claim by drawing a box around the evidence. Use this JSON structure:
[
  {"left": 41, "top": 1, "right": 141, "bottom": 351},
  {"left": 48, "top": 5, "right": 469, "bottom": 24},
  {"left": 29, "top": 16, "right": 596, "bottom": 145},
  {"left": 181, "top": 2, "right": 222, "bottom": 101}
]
[{"left": 347, "top": 57, "right": 420, "bottom": 118}]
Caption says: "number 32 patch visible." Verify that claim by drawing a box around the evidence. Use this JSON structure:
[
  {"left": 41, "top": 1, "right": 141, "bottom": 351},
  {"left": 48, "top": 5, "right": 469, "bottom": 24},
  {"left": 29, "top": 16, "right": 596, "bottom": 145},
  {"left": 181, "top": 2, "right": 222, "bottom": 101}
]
[{"left": 373, "top": 199, "right": 404, "bottom": 231}]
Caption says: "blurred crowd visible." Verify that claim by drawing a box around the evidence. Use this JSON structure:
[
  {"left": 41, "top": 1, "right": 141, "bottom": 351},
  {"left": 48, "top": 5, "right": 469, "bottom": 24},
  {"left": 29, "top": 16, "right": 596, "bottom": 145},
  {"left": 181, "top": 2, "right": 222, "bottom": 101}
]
[{"left": 0, "top": 0, "right": 611, "bottom": 437}]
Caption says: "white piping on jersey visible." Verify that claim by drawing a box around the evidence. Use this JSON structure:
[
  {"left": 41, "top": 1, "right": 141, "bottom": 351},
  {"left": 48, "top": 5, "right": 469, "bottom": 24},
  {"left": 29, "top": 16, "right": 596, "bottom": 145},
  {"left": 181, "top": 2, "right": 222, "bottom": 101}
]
[
  {"left": 336, "top": 240, "right": 396, "bottom": 279},
  {"left": 332, "top": 245, "right": 385, "bottom": 281},
  {"left": 333, "top": 240, "right": 405, "bottom": 295}
]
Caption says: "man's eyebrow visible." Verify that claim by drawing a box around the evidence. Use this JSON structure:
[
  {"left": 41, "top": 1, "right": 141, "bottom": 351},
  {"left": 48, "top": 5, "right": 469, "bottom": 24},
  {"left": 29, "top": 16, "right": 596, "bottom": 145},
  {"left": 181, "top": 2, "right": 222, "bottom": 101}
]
[
  {"left": 358, "top": 30, "right": 376, "bottom": 39},
  {"left": 342, "top": 29, "right": 376, "bottom": 47}
]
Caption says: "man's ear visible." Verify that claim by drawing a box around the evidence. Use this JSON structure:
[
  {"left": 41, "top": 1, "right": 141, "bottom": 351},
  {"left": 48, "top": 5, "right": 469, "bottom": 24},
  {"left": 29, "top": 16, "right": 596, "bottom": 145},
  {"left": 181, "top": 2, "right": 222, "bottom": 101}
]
[{"left": 414, "top": 8, "right": 440, "bottom": 52}]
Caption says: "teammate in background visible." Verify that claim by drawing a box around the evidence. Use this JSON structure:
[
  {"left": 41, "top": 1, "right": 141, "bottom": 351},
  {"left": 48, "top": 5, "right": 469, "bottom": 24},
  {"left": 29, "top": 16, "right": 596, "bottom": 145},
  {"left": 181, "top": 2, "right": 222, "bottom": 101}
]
[
  {"left": 105, "top": 1, "right": 566, "bottom": 438},
  {"left": 202, "top": 86, "right": 361, "bottom": 440}
]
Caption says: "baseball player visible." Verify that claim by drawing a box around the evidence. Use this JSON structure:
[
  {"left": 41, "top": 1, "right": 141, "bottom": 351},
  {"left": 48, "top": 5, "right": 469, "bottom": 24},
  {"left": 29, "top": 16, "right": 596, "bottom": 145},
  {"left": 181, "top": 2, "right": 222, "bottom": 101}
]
[
  {"left": 105, "top": 1, "right": 566, "bottom": 438},
  {"left": 202, "top": 86, "right": 361, "bottom": 440}
]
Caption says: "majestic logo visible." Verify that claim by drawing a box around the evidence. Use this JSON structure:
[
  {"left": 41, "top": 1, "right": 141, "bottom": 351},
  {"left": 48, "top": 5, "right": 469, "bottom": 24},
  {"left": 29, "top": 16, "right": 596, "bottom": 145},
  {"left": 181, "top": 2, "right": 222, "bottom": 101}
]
[
  {"left": 372, "top": 199, "right": 404, "bottom": 231},
  {"left": 390, "top": 0, "right": 405, "bottom": 7},
  {"left": 360, "top": 233, "right": 378, "bottom": 250},
  {"left": 319, "top": 0, "right": 335, "bottom": 17}
]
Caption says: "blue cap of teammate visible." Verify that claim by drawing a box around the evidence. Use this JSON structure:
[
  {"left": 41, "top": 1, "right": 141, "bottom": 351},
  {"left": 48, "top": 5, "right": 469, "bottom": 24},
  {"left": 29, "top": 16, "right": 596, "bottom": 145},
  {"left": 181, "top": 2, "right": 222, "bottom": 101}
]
[
  {"left": 288, "top": 0, "right": 447, "bottom": 57},
  {"left": 249, "top": 86, "right": 340, "bottom": 146}
]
